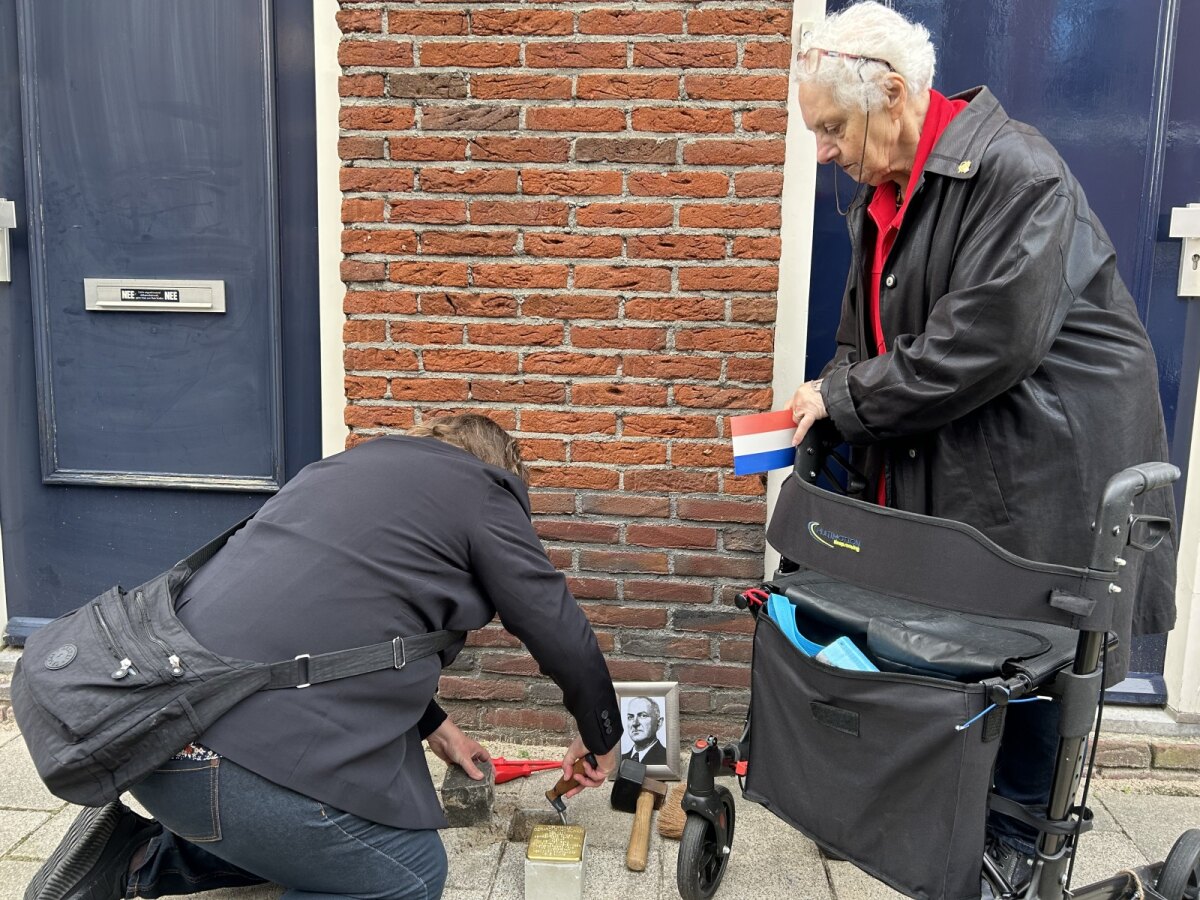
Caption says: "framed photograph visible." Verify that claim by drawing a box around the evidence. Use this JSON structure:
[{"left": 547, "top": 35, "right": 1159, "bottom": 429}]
[{"left": 612, "top": 681, "right": 681, "bottom": 781}]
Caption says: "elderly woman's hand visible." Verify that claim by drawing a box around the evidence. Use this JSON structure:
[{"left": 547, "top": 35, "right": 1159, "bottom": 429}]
[{"left": 785, "top": 380, "right": 828, "bottom": 447}]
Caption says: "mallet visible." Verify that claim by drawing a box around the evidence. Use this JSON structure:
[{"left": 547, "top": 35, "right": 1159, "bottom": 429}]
[{"left": 609, "top": 758, "right": 668, "bottom": 872}]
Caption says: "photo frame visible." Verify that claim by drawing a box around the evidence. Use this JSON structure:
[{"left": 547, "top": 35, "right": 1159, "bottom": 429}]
[{"left": 612, "top": 681, "right": 681, "bottom": 781}]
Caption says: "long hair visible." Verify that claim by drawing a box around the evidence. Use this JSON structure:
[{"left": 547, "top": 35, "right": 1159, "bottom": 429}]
[{"left": 407, "top": 414, "right": 528, "bottom": 482}]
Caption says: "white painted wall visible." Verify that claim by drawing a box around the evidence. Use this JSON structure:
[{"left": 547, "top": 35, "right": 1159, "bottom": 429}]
[
  {"left": 0, "top": 527, "right": 8, "bottom": 635},
  {"left": 1166, "top": 419, "right": 1200, "bottom": 721},
  {"left": 315, "top": 0, "right": 350, "bottom": 458}
]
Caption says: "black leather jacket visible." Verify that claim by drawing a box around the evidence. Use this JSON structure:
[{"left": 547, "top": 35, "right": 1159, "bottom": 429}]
[{"left": 819, "top": 87, "right": 1176, "bottom": 674}]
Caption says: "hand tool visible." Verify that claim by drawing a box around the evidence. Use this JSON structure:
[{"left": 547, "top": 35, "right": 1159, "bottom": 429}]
[
  {"left": 609, "top": 758, "right": 669, "bottom": 872},
  {"left": 544, "top": 752, "right": 597, "bottom": 824},
  {"left": 492, "top": 757, "right": 564, "bottom": 785}
]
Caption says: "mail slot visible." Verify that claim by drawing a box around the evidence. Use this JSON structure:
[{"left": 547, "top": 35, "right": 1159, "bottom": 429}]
[{"left": 84, "top": 278, "right": 226, "bottom": 312}]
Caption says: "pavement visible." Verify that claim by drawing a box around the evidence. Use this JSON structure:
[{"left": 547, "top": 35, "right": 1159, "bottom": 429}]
[{"left": 1, "top": 717, "right": 1199, "bottom": 900}]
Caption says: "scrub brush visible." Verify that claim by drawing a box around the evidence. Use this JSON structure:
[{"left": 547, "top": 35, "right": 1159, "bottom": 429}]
[{"left": 656, "top": 782, "right": 688, "bottom": 840}]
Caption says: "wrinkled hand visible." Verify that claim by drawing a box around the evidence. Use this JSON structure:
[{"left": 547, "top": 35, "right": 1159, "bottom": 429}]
[
  {"left": 559, "top": 735, "right": 619, "bottom": 799},
  {"left": 785, "top": 380, "right": 828, "bottom": 447},
  {"left": 426, "top": 718, "right": 491, "bottom": 781}
]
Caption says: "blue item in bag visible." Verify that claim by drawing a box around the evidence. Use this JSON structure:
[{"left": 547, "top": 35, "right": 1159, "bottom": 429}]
[
  {"left": 766, "top": 594, "right": 879, "bottom": 672},
  {"left": 815, "top": 636, "right": 879, "bottom": 673}
]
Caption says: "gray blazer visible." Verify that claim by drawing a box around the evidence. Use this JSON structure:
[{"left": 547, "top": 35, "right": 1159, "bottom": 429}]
[{"left": 177, "top": 436, "right": 621, "bottom": 829}]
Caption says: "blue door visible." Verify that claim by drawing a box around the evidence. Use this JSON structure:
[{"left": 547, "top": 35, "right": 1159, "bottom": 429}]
[
  {"left": 806, "top": 0, "right": 1199, "bottom": 702},
  {"left": 0, "top": 0, "right": 321, "bottom": 639}
]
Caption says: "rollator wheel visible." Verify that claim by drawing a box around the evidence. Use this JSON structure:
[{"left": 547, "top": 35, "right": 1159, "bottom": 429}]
[
  {"left": 1157, "top": 829, "right": 1200, "bottom": 900},
  {"left": 676, "top": 786, "right": 736, "bottom": 900}
]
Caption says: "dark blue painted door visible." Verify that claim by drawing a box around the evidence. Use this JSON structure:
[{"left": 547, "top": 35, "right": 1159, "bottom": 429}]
[
  {"left": 806, "top": 0, "right": 1197, "bottom": 700},
  {"left": 0, "top": 0, "right": 321, "bottom": 637}
]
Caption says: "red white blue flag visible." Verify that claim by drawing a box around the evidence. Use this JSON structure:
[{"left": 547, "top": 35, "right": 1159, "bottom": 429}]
[{"left": 730, "top": 409, "right": 797, "bottom": 475}]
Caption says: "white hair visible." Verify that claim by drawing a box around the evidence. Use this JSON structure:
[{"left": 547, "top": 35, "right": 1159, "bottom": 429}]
[{"left": 797, "top": 1, "right": 936, "bottom": 112}]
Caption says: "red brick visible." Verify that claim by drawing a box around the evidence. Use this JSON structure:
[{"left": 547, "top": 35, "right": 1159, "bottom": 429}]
[
  {"left": 718, "top": 640, "right": 755, "bottom": 663},
  {"left": 530, "top": 491, "right": 577, "bottom": 515},
  {"left": 675, "top": 554, "right": 763, "bottom": 578},
  {"left": 337, "top": 8, "right": 382, "bottom": 33},
  {"left": 572, "top": 440, "right": 667, "bottom": 465},
  {"left": 471, "top": 10, "right": 573, "bottom": 36},
  {"left": 422, "top": 104, "right": 518, "bottom": 131},
  {"left": 744, "top": 42, "right": 793, "bottom": 69},
  {"left": 467, "top": 323, "right": 563, "bottom": 346},
  {"left": 674, "top": 608, "right": 757, "bottom": 635},
  {"left": 628, "top": 171, "right": 728, "bottom": 198},
  {"left": 606, "top": 659, "right": 667, "bottom": 681},
  {"left": 579, "top": 550, "right": 669, "bottom": 574},
  {"left": 672, "top": 443, "right": 733, "bottom": 467},
  {"left": 518, "top": 439, "right": 569, "bottom": 462},
  {"left": 683, "top": 139, "right": 786, "bottom": 166},
  {"left": 423, "top": 349, "right": 519, "bottom": 374},
  {"left": 674, "top": 664, "right": 751, "bottom": 689},
  {"left": 342, "top": 229, "right": 418, "bottom": 255},
  {"left": 569, "top": 577, "right": 620, "bottom": 600},
  {"left": 679, "top": 266, "right": 778, "bottom": 292},
  {"left": 420, "top": 41, "right": 520, "bottom": 68},
  {"left": 742, "top": 109, "right": 789, "bottom": 133},
  {"left": 577, "top": 74, "right": 678, "bottom": 100},
  {"left": 579, "top": 9, "right": 682, "bottom": 34},
  {"left": 339, "top": 107, "right": 416, "bottom": 131},
  {"left": 624, "top": 581, "right": 714, "bottom": 604},
  {"left": 343, "top": 198, "right": 385, "bottom": 223},
  {"left": 341, "top": 260, "right": 386, "bottom": 281},
  {"left": 521, "top": 169, "right": 623, "bottom": 196},
  {"left": 465, "top": 625, "right": 521, "bottom": 648},
  {"left": 345, "top": 375, "right": 387, "bottom": 400},
  {"left": 632, "top": 108, "right": 733, "bottom": 134},
  {"left": 344, "top": 347, "right": 419, "bottom": 371},
  {"left": 581, "top": 605, "right": 668, "bottom": 628},
  {"left": 525, "top": 42, "right": 626, "bottom": 69},
  {"left": 389, "top": 322, "right": 462, "bottom": 344},
  {"left": 344, "top": 290, "right": 417, "bottom": 315},
  {"left": 388, "top": 260, "right": 469, "bottom": 287},
  {"left": 523, "top": 352, "right": 620, "bottom": 376},
  {"left": 471, "top": 200, "right": 568, "bottom": 226},
  {"left": 623, "top": 355, "right": 722, "bottom": 380},
  {"left": 420, "top": 292, "right": 518, "bottom": 317},
  {"left": 482, "top": 707, "right": 568, "bottom": 732},
  {"left": 580, "top": 495, "right": 670, "bottom": 517},
  {"left": 676, "top": 327, "right": 773, "bottom": 352},
  {"left": 470, "top": 136, "right": 570, "bottom": 163},
  {"left": 570, "top": 325, "right": 667, "bottom": 350},
  {"left": 687, "top": 8, "right": 790, "bottom": 35},
  {"left": 473, "top": 263, "right": 568, "bottom": 289},
  {"left": 388, "top": 377, "right": 470, "bottom": 402},
  {"left": 388, "top": 73, "right": 467, "bottom": 99},
  {"left": 529, "top": 466, "right": 620, "bottom": 489},
  {"left": 420, "top": 168, "right": 519, "bottom": 194},
  {"left": 522, "top": 410, "right": 617, "bottom": 434},
  {"left": 680, "top": 203, "right": 781, "bottom": 229},
  {"left": 525, "top": 107, "right": 627, "bottom": 132},
  {"left": 623, "top": 414, "right": 718, "bottom": 438},
  {"left": 471, "top": 380, "right": 566, "bottom": 403},
  {"left": 723, "top": 473, "right": 767, "bottom": 496},
  {"left": 622, "top": 635, "right": 712, "bottom": 661},
  {"left": 339, "top": 40, "right": 414, "bottom": 68},
  {"left": 470, "top": 74, "right": 573, "bottom": 100},
  {"left": 437, "top": 676, "right": 525, "bottom": 701},
  {"left": 573, "top": 382, "right": 668, "bottom": 407},
  {"left": 734, "top": 172, "right": 785, "bottom": 198},
  {"left": 628, "top": 524, "right": 718, "bottom": 550},
  {"left": 535, "top": 520, "right": 621, "bottom": 544},
  {"left": 575, "top": 138, "right": 677, "bottom": 164},
  {"left": 340, "top": 74, "right": 385, "bottom": 98},
  {"left": 686, "top": 75, "right": 789, "bottom": 102},
  {"left": 524, "top": 234, "right": 622, "bottom": 259},
  {"left": 344, "top": 405, "right": 416, "bottom": 429},
  {"left": 387, "top": 10, "right": 467, "bottom": 35},
  {"left": 340, "top": 167, "right": 414, "bottom": 192},
  {"left": 573, "top": 266, "right": 671, "bottom": 292},
  {"left": 624, "top": 297, "right": 723, "bottom": 321},
  {"left": 727, "top": 359, "right": 774, "bottom": 384},
  {"left": 340, "top": 136, "right": 385, "bottom": 159},
  {"left": 625, "top": 469, "right": 718, "bottom": 493},
  {"left": 388, "top": 199, "right": 468, "bottom": 224},
  {"left": 677, "top": 498, "right": 766, "bottom": 524},
  {"left": 388, "top": 137, "right": 467, "bottom": 161},
  {"left": 420, "top": 230, "right": 517, "bottom": 256},
  {"left": 633, "top": 42, "right": 736, "bottom": 68},
  {"left": 523, "top": 293, "right": 619, "bottom": 320},
  {"left": 576, "top": 202, "right": 673, "bottom": 229},
  {"left": 628, "top": 234, "right": 725, "bottom": 260},
  {"left": 676, "top": 385, "right": 771, "bottom": 410}
]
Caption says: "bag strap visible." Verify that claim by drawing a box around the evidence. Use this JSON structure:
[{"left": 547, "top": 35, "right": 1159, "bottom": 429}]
[
  {"left": 263, "top": 629, "right": 465, "bottom": 689},
  {"left": 182, "top": 513, "right": 256, "bottom": 573}
]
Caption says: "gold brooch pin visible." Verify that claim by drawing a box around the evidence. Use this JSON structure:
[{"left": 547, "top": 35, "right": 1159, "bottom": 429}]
[{"left": 957, "top": 160, "right": 972, "bottom": 174}]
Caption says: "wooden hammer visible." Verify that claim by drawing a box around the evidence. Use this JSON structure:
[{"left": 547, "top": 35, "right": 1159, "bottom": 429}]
[{"left": 609, "top": 758, "right": 669, "bottom": 871}]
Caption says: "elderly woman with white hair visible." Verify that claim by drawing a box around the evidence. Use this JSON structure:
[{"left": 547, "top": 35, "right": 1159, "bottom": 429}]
[{"left": 784, "top": 2, "right": 1176, "bottom": 896}]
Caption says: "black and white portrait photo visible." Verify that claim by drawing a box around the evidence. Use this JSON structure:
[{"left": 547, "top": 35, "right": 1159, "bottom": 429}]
[{"left": 612, "top": 681, "right": 680, "bottom": 779}]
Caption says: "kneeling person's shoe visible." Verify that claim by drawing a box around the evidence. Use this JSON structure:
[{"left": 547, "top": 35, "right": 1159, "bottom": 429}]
[
  {"left": 25, "top": 801, "right": 160, "bottom": 900},
  {"left": 981, "top": 837, "right": 1034, "bottom": 899}
]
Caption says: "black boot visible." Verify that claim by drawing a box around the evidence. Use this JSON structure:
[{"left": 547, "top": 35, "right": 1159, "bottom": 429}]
[{"left": 25, "top": 801, "right": 161, "bottom": 900}]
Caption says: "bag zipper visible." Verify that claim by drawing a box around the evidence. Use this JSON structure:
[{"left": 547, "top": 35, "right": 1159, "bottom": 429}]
[
  {"left": 134, "top": 589, "right": 185, "bottom": 677},
  {"left": 92, "top": 605, "right": 136, "bottom": 680}
]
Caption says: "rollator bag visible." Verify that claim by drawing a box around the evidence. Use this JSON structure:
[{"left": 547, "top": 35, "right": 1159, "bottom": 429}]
[
  {"left": 11, "top": 516, "right": 462, "bottom": 808},
  {"left": 743, "top": 612, "right": 1005, "bottom": 900}
]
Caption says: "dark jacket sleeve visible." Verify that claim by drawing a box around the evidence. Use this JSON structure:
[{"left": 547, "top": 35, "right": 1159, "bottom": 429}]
[
  {"left": 824, "top": 174, "right": 1077, "bottom": 443},
  {"left": 467, "top": 481, "right": 622, "bottom": 756},
  {"left": 417, "top": 701, "right": 447, "bottom": 740}
]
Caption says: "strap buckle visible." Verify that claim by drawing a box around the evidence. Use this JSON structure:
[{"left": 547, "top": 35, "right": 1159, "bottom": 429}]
[
  {"left": 392, "top": 636, "right": 407, "bottom": 670},
  {"left": 294, "top": 653, "right": 311, "bottom": 689}
]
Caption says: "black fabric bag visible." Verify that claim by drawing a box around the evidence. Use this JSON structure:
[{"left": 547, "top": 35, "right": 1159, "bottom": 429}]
[
  {"left": 10, "top": 517, "right": 463, "bottom": 808},
  {"left": 742, "top": 613, "right": 1005, "bottom": 900}
]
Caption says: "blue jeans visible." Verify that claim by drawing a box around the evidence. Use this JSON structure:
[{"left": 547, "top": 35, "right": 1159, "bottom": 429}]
[
  {"left": 988, "top": 699, "right": 1062, "bottom": 854},
  {"left": 128, "top": 757, "right": 447, "bottom": 900}
]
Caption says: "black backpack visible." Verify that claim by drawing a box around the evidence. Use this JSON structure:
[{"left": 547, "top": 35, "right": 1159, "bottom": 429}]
[{"left": 10, "top": 516, "right": 463, "bottom": 807}]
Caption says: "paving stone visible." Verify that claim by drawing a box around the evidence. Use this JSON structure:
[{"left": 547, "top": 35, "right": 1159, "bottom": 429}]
[
  {"left": 442, "top": 759, "right": 496, "bottom": 828},
  {"left": 9, "top": 805, "right": 79, "bottom": 860},
  {"left": 0, "top": 809, "right": 48, "bottom": 857},
  {"left": 441, "top": 825, "right": 505, "bottom": 892},
  {"left": 1095, "top": 737, "right": 1152, "bottom": 768},
  {"left": 0, "top": 859, "right": 42, "bottom": 900},
  {"left": 1067, "top": 829, "right": 1149, "bottom": 890},
  {"left": 507, "top": 807, "right": 564, "bottom": 842},
  {"left": 1154, "top": 740, "right": 1200, "bottom": 770},
  {"left": 0, "top": 734, "right": 67, "bottom": 811},
  {"left": 1093, "top": 788, "right": 1200, "bottom": 863}
]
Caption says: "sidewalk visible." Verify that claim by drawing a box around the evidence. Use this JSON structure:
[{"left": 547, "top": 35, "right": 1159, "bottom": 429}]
[{"left": 1, "top": 716, "right": 1198, "bottom": 900}]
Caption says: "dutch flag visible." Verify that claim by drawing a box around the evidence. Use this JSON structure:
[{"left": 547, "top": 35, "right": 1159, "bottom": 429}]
[{"left": 730, "top": 409, "right": 798, "bottom": 476}]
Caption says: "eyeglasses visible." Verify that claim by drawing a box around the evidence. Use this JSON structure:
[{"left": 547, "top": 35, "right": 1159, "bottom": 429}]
[{"left": 800, "top": 45, "right": 895, "bottom": 75}]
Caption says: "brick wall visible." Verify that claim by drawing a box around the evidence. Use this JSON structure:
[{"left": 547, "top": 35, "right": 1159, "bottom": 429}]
[{"left": 337, "top": 1, "right": 792, "bottom": 744}]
